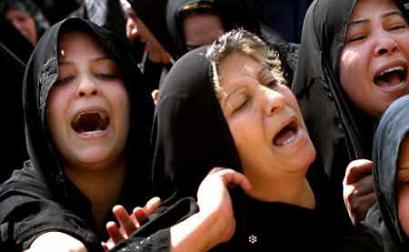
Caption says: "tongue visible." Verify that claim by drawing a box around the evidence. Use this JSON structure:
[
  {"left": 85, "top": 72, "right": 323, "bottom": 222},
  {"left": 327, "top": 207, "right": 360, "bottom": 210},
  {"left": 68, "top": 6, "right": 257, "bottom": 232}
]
[
  {"left": 376, "top": 71, "right": 403, "bottom": 88},
  {"left": 273, "top": 128, "right": 296, "bottom": 146}
]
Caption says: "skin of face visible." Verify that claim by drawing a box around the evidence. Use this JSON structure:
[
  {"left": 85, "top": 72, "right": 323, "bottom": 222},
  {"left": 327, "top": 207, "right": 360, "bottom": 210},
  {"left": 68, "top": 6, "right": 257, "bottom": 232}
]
[
  {"left": 183, "top": 12, "right": 224, "bottom": 51},
  {"left": 218, "top": 52, "right": 316, "bottom": 199},
  {"left": 5, "top": 8, "right": 37, "bottom": 44},
  {"left": 398, "top": 136, "right": 409, "bottom": 236},
  {"left": 47, "top": 31, "right": 130, "bottom": 172},
  {"left": 340, "top": 0, "right": 409, "bottom": 117},
  {"left": 126, "top": 10, "right": 171, "bottom": 64}
]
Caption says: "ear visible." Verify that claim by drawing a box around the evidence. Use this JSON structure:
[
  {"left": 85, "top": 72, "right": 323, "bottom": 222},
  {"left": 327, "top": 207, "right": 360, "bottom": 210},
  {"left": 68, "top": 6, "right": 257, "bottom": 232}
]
[{"left": 151, "top": 89, "right": 160, "bottom": 105}]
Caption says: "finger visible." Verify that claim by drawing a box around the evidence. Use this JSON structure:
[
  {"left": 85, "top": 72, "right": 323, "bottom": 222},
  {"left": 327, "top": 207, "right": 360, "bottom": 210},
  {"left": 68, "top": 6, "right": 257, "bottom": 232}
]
[
  {"left": 344, "top": 159, "right": 373, "bottom": 184},
  {"left": 144, "top": 197, "right": 161, "bottom": 215},
  {"left": 359, "top": 192, "right": 377, "bottom": 209},
  {"left": 218, "top": 168, "right": 252, "bottom": 191},
  {"left": 351, "top": 174, "right": 375, "bottom": 196},
  {"left": 351, "top": 193, "right": 377, "bottom": 223},
  {"left": 112, "top": 205, "right": 136, "bottom": 236},
  {"left": 106, "top": 221, "right": 124, "bottom": 244},
  {"left": 131, "top": 207, "right": 144, "bottom": 227},
  {"left": 101, "top": 242, "right": 109, "bottom": 252}
]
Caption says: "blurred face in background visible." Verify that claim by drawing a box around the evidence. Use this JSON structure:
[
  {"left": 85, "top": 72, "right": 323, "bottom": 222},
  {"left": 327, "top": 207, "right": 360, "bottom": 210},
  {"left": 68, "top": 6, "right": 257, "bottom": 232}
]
[
  {"left": 5, "top": 8, "right": 37, "bottom": 44},
  {"left": 126, "top": 9, "right": 171, "bottom": 64},
  {"left": 183, "top": 12, "right": 224, "bottom": 51}
]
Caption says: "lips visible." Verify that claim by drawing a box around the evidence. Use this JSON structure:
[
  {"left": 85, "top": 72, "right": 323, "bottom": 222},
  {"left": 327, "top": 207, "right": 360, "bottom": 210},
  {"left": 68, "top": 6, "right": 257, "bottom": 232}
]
[
  {"left": 272, "top": 118, "right": 299, "bottom": 147},
  {"left": 71, "top": 110, "right": 110, "bottom": 134},
  {"left": 374, "top": 64, "right": 407, "bottom": 89}
]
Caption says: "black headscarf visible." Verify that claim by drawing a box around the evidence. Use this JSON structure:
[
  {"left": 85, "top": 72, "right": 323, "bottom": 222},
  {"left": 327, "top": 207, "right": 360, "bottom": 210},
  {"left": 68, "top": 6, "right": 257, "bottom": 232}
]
[
  {"left": 166, "top": 0, "right": 260, "bottom": 59},
  {"left": 291, "top": 0, "right": 409, "bottom": 228},
  {"left": 151, "top": 44, "right": 383, "bottom": 252},
  {"left": 0, "top": 0, "right": 50, "bottom": 41},
  {"left": 293, "top": 0, "right": 409, "bottom": 174},
  {"left": 0, "top": 15, "right": 34, "bottom": 63},
  {"left": 251, "top": 0, "right": 313, "bottom": 43},
  {"left": 372, "top": 95, "right": 409, "bottom": 251},
  {"left": 0, "top": 40, "right": 28, "bottom": 183},
  {"left": 0, "top": 17, "right": 153, "bottom": 250},
  {"left": 71, "top": 0, "right": 128, "bottom": 39},
  {"left": 152, "top": 46, "right": 241, "bottom": 199}
]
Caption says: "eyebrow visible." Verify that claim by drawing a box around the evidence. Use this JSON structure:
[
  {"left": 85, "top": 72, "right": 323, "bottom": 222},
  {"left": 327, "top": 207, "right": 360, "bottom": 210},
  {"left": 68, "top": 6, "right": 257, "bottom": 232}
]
[
  {"left": 221, "top": 67, "right": 268, "bottom": 109},
  {"left": 348, "top": 11, "right": 403, "bottom": 27},
  {"left": 58, "top": 56, "right": 111, "bottom": 66}
]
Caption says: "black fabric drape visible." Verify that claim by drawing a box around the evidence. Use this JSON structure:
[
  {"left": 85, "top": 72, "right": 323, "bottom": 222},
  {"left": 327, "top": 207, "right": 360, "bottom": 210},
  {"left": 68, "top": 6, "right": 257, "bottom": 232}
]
[
  {"left": 366, "top": 95, "right": 409, "bottom": 251},
  {"left": 291, "top": 0, "right": 409, "bottom": 232},
  {"left": 0, "top": 17, "right": 153, "bottom": 251}
]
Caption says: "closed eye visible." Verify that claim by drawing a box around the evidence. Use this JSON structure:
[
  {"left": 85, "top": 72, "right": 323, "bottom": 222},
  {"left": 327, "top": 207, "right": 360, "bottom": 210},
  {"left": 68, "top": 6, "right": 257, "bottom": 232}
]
[
  {"left": 95, "top": 73, "right": 120, "bottom": 80},
  {"left": 233, "top": 97, "right": 248, "bottom": 113},
  {"left": 266, "top": 79, "right": 277, "bottom": 89},
  {"left": 55, "top": 76, "right": 74, "bottom": 85},
  {"left": 389, "top": 23, "right": 407, "bottom": 31},
  {"left": 346, "top": 34, "right": 367, "bottom": 43}
]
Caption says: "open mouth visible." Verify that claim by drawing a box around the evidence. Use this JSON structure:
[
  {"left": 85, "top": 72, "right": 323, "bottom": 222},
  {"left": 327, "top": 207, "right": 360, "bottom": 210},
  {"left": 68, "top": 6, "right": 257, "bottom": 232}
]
[
  {"left": 374, "top": 66, "right": 407, "bottom": 88},
  {"left": 273, "top": 119, "right": 299, "bottom": 147},
  {"left": 71, "top": 111, "right": 110, "bottom": 134}
]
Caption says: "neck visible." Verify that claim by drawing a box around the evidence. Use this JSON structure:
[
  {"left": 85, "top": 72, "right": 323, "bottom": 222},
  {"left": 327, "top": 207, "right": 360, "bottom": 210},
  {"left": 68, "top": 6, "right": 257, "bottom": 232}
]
[
  {"left": 248, "top": 173, "right": 315, "bottom": 209},
  {"left": 64, "top": 158, "right": 127, "bottom": 230}
]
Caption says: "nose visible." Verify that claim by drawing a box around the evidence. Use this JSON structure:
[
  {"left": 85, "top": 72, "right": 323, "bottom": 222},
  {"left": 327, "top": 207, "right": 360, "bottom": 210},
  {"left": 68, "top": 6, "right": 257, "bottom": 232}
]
[
  {"left": 374, "top": 32, "right": 398, "bottom": 57},
  {"left": 77, "top": 76, "right": 98, "bottom": 97},
  {"left": 263, "top": 87, "right": 286, "bottom": 116}
]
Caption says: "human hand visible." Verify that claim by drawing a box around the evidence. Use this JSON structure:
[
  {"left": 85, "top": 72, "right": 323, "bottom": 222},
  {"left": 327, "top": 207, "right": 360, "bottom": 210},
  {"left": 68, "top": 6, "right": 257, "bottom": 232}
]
[
  {"left": 170, "top": 167, "right": 252, "bottom": 252},
  {"left": 197, "top": 167, "right": 252, "bottom": 249},
  {"left": 26, "top": 232, "right": 87, "bottom": 252},
  {"left": 102, "top": 197, "right": 161, "bottom": 251},
  {"left": 343, "top": 159, "right": 376, "bottom": 225}
]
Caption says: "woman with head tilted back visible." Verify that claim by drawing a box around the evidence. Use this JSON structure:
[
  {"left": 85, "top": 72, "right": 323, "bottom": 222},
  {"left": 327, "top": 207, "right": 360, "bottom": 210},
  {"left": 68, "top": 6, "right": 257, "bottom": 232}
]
[
  {"left": 152, "top": 29, "right": 382, "bottom": 251},
  {"left": 292, "top": 0, "right": 409, "bottom": 227}
]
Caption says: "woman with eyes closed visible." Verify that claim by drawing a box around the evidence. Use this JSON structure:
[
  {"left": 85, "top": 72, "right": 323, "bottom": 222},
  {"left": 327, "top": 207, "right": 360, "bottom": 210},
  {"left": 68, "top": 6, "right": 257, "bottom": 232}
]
[
  {"left": 368, "top": 95, "right": 409, "bottom": 252},
  {"left": 0, "top": 18, "right": 165, "bottom": 251},
  {"left": 151, "top": 29, "right": 383, "bottom": 251},
  {"left": 292, "top": 0, "right": 409, "bottom": 229}
]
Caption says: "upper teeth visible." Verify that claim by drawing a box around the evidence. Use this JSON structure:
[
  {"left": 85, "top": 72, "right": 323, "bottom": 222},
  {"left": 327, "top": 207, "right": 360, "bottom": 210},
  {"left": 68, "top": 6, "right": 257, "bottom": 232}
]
[{"left": 379, "top": 66, "right": 404, "bottom": 76}]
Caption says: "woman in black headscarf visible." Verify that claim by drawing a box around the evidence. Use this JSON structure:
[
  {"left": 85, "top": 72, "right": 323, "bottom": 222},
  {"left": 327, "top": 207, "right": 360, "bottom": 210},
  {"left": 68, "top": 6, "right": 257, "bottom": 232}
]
[
  {"left": 0, "top": 17, "right": 158, "bottom": 251},
  {"left": 0, "top": 0, "right": 49, "bottom": 44},
  {"left": 152, "top": 29, "right": 382, "bottom": 251},
  {"left": 292, "top": 0, "right": 409, "bottom": 226},
  {"left": 367, "top": 95, "right": 409, "bottom": 252},
  {"left": 166, "top": 0, "right": 259, "bottom": 57}
]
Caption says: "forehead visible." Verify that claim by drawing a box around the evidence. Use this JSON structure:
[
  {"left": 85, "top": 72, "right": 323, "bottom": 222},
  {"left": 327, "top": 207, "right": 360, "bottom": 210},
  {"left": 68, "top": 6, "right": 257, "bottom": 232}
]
[
  {"left": 351, "top": 0, "right": 399, "bottom": 19},
  {"left": 184, "top": 13, "right": 222, "bottom": 34},
  {"left": 218, "top": 52, "right": 264, "bottom": 85},
  {"left": 58, "top": 30, "right": 105, "bottom": 59},
  {"left": 5, "top": 8, "right": 30, "bottom": 17}
]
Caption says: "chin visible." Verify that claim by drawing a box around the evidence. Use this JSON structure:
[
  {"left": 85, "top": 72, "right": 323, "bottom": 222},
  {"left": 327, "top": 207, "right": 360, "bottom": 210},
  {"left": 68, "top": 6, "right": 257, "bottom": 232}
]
[{"left": 298, "top": 144, "right": 316, "bottom": 170}]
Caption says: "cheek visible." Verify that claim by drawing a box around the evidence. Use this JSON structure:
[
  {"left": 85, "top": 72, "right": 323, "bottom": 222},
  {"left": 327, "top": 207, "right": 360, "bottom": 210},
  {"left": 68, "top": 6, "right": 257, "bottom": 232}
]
[
  {"left": 108, "top": 85, "right": 130, "bottom": 128},
  {"left": 398, "top": 188, "right": 409, "bottom": 236},
  {"left": 228, "top": 112, "right": 260, "bottom": 153},
  {"left": 47, "top": 90, "right": 66, "bottom": 125},
  {"left": 398, "top": 33, "right": 409, "bottom": 57},
  {"left": 340, "top": 52, "right": 360, "bottom": 85}
]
